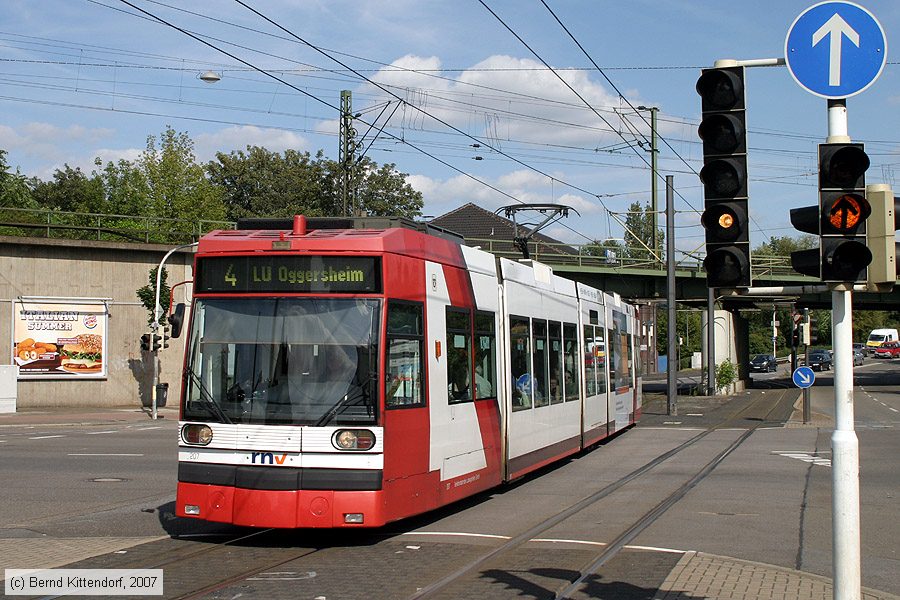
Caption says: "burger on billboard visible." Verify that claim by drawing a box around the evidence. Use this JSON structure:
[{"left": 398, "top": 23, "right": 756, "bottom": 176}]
[{"left": 12, "top": 299, "right": 109, "bottom": 380}]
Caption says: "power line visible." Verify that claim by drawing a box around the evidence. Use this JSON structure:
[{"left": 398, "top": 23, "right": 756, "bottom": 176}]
[{"left": 109, "top": 0, "right": 560, "bottom": 226}]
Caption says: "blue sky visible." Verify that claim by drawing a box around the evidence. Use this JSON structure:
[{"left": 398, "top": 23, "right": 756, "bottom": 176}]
[{"left": 1, "top": 0, "right": 898, "bottom": 258}]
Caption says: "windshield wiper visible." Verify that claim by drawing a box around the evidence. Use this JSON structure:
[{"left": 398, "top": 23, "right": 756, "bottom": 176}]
[
  {"left": 184, "top": 368, "right": 233, "bottom": 424},
  {"left": 314, "top": 387, "right": 367, "bottom": 427}
]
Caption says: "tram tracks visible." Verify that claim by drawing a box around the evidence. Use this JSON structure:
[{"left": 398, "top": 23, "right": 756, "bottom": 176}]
[
  {"left": 408, "top": 387, "right": 794, "bottom": 599},
  {"left": 36, "top": 388, "right": 793, "bottom": 600}
]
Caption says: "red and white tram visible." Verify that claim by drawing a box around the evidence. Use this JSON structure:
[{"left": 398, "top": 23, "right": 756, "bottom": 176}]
[{"left": 174, "top": 216, "right": 641, "bottom": 528}]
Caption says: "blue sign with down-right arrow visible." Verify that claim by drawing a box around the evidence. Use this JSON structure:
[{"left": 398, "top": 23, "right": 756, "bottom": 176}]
[
  {"left": 793, "top": 366, "right": 816, "bottom": 389},
  {"left": 785, "top": 1, "right": 887, "bottom": 99}
]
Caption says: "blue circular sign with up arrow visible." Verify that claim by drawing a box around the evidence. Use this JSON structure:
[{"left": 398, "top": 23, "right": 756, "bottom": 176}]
[
  {"left": 785, "top": 1, "right": 887, "bottom": 99},
  {"left": 793, "top": 366, "right": 816, "bottom": 389}
]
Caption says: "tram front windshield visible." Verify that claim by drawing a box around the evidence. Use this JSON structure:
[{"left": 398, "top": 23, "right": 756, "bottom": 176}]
[{"left": 183, "top": 298, "right": 380, "bottom": 426}]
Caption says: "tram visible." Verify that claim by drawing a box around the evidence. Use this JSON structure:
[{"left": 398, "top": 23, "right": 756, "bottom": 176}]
[{"left": 173, "top": 216, "right": 641, "bottom": 528}]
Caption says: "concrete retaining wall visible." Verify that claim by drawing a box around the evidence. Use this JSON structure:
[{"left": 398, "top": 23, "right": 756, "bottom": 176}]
[{"left": 0, "top": 236, "right": 194, "bottom": 408}]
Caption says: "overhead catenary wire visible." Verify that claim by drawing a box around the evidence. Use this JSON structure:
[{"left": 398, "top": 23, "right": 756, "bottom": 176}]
[
  {"left": 112, "top": 0, "right": 538, "bottom": 215},
  {"left": 4, "top": 4, "right": 856, "bottom": 252},
  {"left": 536, "top": 0, "right": 777, "bottom": 245}
]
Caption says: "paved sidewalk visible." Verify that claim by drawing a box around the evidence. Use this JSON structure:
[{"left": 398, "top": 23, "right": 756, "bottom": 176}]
[
  {"left": 0, "top": 405, "right": 179, "bottom": 427},
  {"left": 656, "top": 551, "right": 900, "bottom": 600}
]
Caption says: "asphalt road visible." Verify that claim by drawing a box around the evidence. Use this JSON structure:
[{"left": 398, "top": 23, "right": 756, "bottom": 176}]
[{"left": 1, "top": 359, "right": 898, "bottom": 598}]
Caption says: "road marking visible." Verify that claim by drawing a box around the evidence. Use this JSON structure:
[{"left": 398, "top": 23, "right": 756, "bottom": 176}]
[
  {"left": 404, "top": 532, "right": 687, "bottom": 555},
  {"left": 773, "top": 451, "right": 831, "bottom": 467},
  {"left": 247, "top": 571, "right": 316, "bottom": 581},
  {"left": 889, "top": 407, "right": 898, "bottom": 413},
  {"left": 402, "top": 531, "right": 510, "bottom": 540},
  {"left": 67, "top": 453, "right": 145, "bottom": 456},
  {"left": 29, "top": 435, "right": 65, "bottom": 440},
  {"left": 86, "top": 430, "right": 117, "bottom": 435},
  {"left": 135, "top": 426, "right": 163, "bottom": 431}
]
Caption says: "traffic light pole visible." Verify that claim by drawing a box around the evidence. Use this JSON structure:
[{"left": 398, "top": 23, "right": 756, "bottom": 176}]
[
  {"left": 827, "top": 98, "right": 861, "bottom": 600},
  {"left": 150, "top": 242, "right": 197, "bottom": 420}
]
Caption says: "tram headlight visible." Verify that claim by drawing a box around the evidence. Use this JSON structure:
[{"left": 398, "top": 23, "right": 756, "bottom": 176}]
[
  {"left": 332, "top": 429, "right": 376, "bottom": 451},
  {"left": 182, "top": 424, "right": 213, "bottom": 446}
]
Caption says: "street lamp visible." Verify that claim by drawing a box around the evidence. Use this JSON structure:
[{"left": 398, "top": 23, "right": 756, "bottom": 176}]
[{"left": 198, "top": 70, "right": 221, "bottom": 83}]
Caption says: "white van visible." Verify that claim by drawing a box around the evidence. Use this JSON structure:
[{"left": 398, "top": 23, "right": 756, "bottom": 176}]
[{"left": 866, "top": 328, "right": 899, "bottom": 352}]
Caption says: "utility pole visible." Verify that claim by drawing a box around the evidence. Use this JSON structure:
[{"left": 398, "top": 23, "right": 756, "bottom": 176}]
[
  {"left": 638, "top": 105, "right": 660, "bottom": 264},
  {"left": 665, "top": 175, "right": 677, "bottom": 415},
  {"left": 650, "top": 106, "right": 659, "bottom": 263},
  {"left": 339, "top": 90, "right": 356, "bottom": 217}
]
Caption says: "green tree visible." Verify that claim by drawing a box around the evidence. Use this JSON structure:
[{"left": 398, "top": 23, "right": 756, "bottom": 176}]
[
  {"left": 207, "top": 147, "right": 333, "bottom": 220},
  {"left": 136, "top": 267, "right": 170, "bottom": 326},
  {"left": 139, "top": 126, "right": 226, "bottom": 227},
  {"left": 349, "top": 157, "right": 423, "bottom": 217},
  {"left": 621, "top": 201, "right": 664, "bottom": 263},
  {"left": 208, "top": 147, "right": 422, "bottom": 221},
  {"left": 31, "top": 164, "right": 104, "bottom": 213},
  {"left": 0, "top": 149, "right": 36, "bottom": 209},
  {"left": 753, "top": 234, "right": 816, "bottom": 257},
  {"left": 581, "top": 238, "right": 623, "bottom": 260}
]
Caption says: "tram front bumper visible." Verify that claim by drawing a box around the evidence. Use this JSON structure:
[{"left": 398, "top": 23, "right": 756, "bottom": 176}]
[{"left": 176, "top": 482, "right": 386, "bottom": 528}]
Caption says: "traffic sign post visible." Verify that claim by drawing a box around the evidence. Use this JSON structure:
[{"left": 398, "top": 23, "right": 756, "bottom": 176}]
[
  {"left": 785, "top": 1, "right": 887, "bottom": 99},
  {"left": 793, "top": 366, "right": 816, "bottom": 426},
  {"left": 792, "top": 366, "right": 815, "bottom": 389},
  {"left": 785, "top": 4, "right": 886, "bottom": 597}
]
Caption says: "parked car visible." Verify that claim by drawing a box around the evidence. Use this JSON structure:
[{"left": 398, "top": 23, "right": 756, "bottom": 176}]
[
  {"left": 749, "top": 353, "right": 777, "bottom": 373},
  {"left": 853, "top": 342, "right": 868, "bottom": 357},
  {"left": 873, "top": 341, "right": 900, "bottom": 359},
  {"left": 805, "top": 350, "right": 832, "bottom": 371},
  {"left": 853, "top": 348, "right": 865, "bottom": 366}
]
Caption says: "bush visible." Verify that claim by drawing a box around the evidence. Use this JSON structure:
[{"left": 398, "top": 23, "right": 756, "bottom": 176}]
[{"left": 715, "top": 360, "right": 737, "bottom": 393}]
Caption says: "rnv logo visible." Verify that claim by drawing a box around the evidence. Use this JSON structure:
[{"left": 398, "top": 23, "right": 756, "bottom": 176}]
[{"left": 251, "top": 452, "right": 289, "bottom": 465}]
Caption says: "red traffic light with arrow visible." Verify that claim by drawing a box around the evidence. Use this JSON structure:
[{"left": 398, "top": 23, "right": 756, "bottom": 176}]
[{"left": 790, "top": 142, "right": 872, "bottom": 282}]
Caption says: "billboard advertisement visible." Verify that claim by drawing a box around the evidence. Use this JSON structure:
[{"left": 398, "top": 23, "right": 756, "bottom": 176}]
[{"left": 11, "top": 299, "right": 109, "bottom": 380}]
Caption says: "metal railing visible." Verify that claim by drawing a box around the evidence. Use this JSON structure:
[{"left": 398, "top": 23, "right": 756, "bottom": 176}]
[
  {"left": 464, "top": 237, "right": 799, "bottom": 279},
  {"left": 0, "top": 207, "right": 234, "bottom": 245},
  {"left": 0, "top": 209, "right": 799, "bottom": 279}
]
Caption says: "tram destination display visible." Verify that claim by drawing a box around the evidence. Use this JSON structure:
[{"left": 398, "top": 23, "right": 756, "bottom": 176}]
[{"left": 196, "top": 255, "right": 381, "bottom": 293}]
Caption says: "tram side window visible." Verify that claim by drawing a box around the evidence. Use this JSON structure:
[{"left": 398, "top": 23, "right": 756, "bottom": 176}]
[
  {"left": 563, "top": 323, "right": 579, "bottom": 402},
  {"left": 510, "top": 316, "right": 532, "bottom": 411},
  {"left": 548, "top": 321, "right": 563, "bottom": 405},
  {"left": 386, "top": 301, "right": 425, "bottom": 408},
  {"left": 446, "top": 308, "right": 472, "bottom": 403},
  {"left": 474, "top": 311, "right": 496, "bottom": 399},
  {"left": 532, "top": 319, "right": 549, "bottom": 407},
  {"left": 594, "top": 325, "right": 607, "bottom": 395},
  {"left": 584, "top": 324, "right": 596, "bottom": 397},
  {"left": 609, "top": 309, "right": 629, "bottom": 392},
  {"left": 584, "top": 324, "right": 606, "bottom": 398}
]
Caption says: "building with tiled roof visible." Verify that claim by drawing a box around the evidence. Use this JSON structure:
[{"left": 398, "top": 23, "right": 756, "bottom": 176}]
[{"left": 429, "top": 203, "right": 579, "bottom": 261}]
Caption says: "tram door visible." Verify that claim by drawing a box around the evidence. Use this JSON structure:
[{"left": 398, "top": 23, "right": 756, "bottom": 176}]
[{"left": 425, "top": 262, "right": 487, "bottom": 483}]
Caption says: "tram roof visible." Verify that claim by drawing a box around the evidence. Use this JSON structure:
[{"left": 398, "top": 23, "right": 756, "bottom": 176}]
[{"left": 197, "top": 215, "right": 473, "bottom": 266}]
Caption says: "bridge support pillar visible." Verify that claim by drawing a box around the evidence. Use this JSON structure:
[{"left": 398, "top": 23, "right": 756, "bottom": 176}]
[{"left": 701, "top": 309, "right": 749, "bottom": 394}]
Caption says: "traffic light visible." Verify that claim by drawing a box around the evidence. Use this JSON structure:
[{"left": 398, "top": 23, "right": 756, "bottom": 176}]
[
  {"left": 865, "top": 184, "right": 899, "bottom": 291},
  {"left": 162, "top": 326, "right": 171, "bottom": 349},
  {"left": 696, "top": 66, "right": 750, "bottom": 288},
  {"left": 790, "top": 143, "right": 872, "bottom": 282},
  {"left": 140, "top": 333, "right": 151, "bottom": 352},
  {"left": 151, "top": 334, "right": 162, "bottom": 352}
]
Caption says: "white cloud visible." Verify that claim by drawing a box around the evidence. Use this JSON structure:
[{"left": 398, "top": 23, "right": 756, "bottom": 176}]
[
  {"left": 194, "top": 126, "right": 309, "bottom": 162},
  {"left": 410, "top": 169, "right": 607, "bottom": 220}
]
